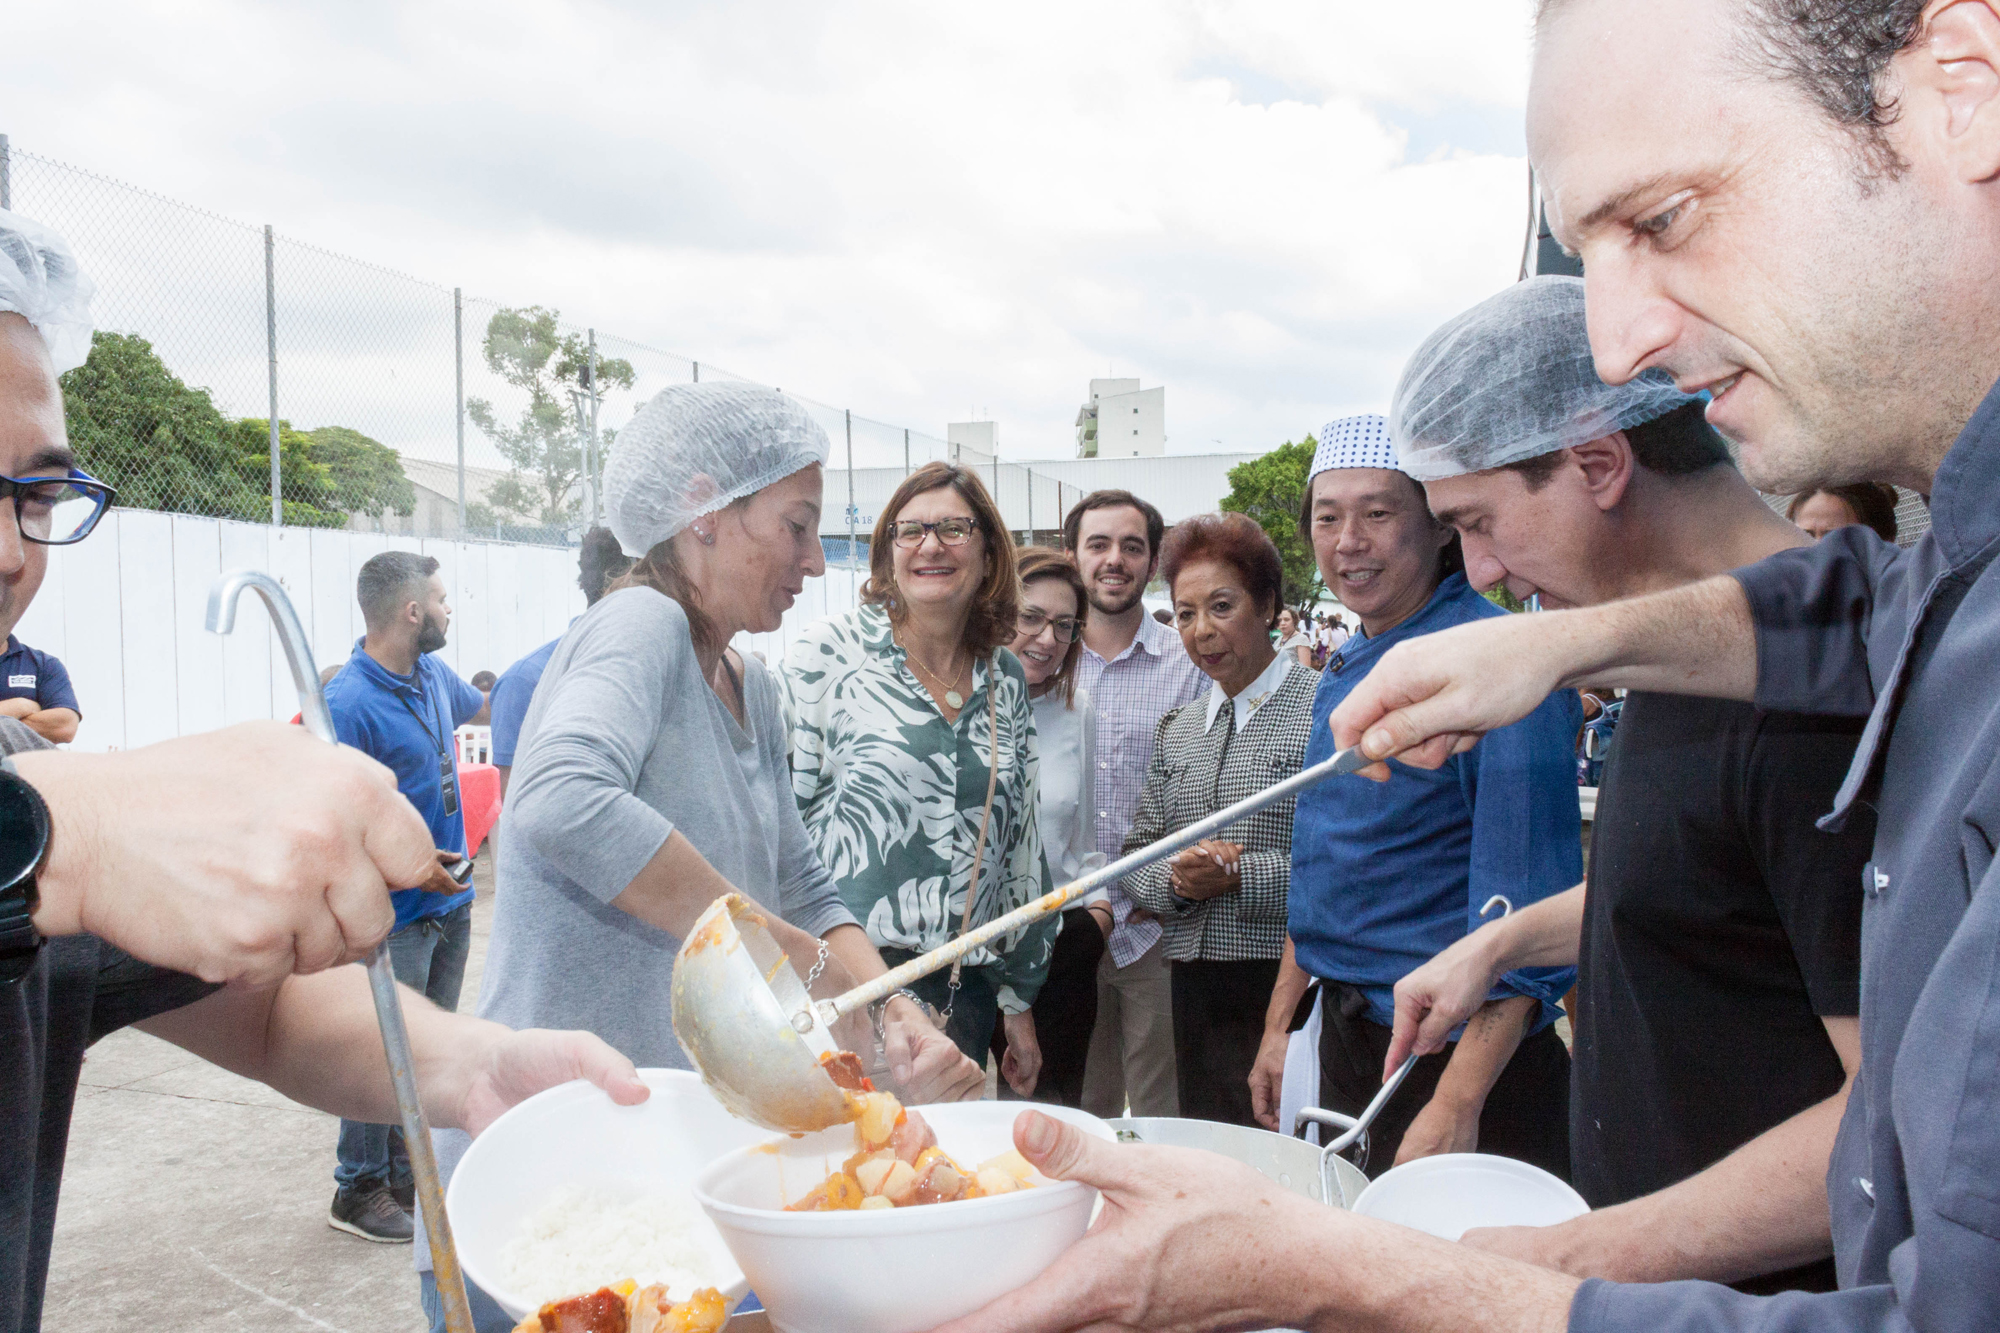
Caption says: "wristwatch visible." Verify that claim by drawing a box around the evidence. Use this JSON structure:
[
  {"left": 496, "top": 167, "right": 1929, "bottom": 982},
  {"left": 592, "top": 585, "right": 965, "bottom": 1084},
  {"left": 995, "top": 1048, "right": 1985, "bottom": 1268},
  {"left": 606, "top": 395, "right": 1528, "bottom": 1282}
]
[{"left": 0, "top": 758, "right": 51, "bottom": 984}]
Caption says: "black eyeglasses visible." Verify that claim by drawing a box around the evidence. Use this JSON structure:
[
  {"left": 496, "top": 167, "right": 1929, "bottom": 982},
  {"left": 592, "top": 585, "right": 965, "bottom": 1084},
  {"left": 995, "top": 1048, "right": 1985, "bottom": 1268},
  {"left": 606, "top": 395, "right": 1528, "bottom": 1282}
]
[
  {"left": 1016, "top": 607, "right": 1081, "bottom": 644},
  {"left": 2, "top": 469, "right": 115, "bottom": 546},
  {"left": 891, "top": 517, "right": 978, "bottom": 548}
]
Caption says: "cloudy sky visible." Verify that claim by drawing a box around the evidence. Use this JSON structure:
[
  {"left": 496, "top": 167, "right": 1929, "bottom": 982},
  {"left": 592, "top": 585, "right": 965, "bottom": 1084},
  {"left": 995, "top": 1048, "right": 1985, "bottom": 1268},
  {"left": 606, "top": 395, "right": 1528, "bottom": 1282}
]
[{"left": 7, "top": 0, "right": 1536, "bottom": 464}]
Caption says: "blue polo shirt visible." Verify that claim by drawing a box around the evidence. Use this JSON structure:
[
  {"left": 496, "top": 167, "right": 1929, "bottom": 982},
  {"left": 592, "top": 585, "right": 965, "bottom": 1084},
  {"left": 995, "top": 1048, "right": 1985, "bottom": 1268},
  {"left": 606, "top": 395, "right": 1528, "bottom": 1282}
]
[
  {"left": 324, "top": 639, "right": 486, "bottom": 929},
  {"left": 488, "top": 622, "right": 575, "bottom": 766},
  {"left": 1290, "top": 574, "right": 1582, "bottom": 1032},
  {"left": 0, "top": 636, "right": 79, "bottom": 715}
]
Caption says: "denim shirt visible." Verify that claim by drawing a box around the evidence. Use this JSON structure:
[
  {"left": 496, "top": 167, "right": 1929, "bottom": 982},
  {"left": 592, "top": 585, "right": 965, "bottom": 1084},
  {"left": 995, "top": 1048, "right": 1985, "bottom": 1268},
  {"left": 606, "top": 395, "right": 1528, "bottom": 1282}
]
[{"left": 1572, "top": 378, "right": 2000, "bottom": 1332}]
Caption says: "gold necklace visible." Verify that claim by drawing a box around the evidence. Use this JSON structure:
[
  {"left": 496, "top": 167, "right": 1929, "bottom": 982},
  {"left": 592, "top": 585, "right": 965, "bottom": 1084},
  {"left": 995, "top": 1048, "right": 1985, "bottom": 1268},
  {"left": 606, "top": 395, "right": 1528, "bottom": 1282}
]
[{"left": 900, "top": 635, "right": 969, "bottom": 710}]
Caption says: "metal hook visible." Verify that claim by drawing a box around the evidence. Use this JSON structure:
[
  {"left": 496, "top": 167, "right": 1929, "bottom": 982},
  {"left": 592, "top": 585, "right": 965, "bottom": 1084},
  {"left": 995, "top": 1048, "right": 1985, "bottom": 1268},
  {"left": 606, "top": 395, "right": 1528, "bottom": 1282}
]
[{"left": 206, "top": 570, "right": 477, "bottom": 1333}]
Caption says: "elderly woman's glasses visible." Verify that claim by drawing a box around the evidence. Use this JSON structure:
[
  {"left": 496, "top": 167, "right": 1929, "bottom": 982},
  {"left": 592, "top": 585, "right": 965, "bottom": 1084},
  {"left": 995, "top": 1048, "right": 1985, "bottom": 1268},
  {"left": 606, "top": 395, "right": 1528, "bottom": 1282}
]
[
  {"left": 3, "top": 469, "right": 115, "bottom": 546},
  {"left": 891, "top": 517, "right": 977, "bottom": 548},
  {"left": 1017, "top": 608, "right": 1081, "bottom": 644}
]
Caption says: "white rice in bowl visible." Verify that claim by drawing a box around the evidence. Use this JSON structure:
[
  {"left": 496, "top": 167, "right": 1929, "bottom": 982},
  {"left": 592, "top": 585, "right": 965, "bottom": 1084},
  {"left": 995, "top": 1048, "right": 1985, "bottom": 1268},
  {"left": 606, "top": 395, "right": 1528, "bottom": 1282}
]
[{"left": 500, "top": 1185, "right": 735, "bottom": 1308}]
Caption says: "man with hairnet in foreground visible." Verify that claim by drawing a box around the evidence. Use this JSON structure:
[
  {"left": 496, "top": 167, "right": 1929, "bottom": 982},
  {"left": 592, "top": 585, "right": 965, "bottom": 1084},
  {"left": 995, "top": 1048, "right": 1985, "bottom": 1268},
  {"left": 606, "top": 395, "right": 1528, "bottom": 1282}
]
[
  {"left": 1382, "top": 275, "right": 1868, "bottom": 1294},
  {"left": 0, "top": 209, "right": 651, "bottom": 1331},
  {"left": 926, "top": 1, "right": 2000, "bottom": 1327}
]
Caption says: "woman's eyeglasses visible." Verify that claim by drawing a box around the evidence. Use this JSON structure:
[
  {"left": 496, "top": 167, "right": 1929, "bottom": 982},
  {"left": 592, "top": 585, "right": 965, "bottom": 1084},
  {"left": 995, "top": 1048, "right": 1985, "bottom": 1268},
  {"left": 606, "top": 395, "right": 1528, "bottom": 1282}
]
[
  {"left": 2, "top": 469, "right": 115, "bottom": 546},
  {"left": 1017, "top": 608, "right": 1081, "bottom": 644},
  {"left": 890, "top": 517, "right": 977, "bottom": 548}
]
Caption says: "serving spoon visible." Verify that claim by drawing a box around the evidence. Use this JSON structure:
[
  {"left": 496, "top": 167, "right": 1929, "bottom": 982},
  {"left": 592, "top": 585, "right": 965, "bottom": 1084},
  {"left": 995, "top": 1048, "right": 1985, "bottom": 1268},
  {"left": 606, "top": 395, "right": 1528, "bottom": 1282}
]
[{"left": 672, "top": 743, "right": 1376, "bottom": 1133}]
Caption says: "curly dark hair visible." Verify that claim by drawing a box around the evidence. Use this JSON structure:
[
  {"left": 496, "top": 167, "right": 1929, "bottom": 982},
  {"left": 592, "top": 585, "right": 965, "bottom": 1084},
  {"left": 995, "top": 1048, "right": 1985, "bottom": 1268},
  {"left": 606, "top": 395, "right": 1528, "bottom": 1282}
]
[
  {"left": 1159, "top": 513, "right": 1286, "bottom": 629},
  {"left": 1539, "top": 1, "right": 1930, "bottom": 177}
]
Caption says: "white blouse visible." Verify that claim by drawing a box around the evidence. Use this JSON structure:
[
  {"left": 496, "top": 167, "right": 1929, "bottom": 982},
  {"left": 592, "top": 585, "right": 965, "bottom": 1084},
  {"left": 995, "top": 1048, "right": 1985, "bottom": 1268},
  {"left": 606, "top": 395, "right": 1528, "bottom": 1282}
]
[{"left": 1030, "top": 686, "right": 1106, "bottom": 906}]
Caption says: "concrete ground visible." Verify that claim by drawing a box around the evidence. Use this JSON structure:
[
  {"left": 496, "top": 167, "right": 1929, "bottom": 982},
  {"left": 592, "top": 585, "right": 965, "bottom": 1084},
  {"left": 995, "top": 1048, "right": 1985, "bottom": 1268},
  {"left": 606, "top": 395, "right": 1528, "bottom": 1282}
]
[{"left": 45, "top": 858, "right": 505, "bottom": 1333}]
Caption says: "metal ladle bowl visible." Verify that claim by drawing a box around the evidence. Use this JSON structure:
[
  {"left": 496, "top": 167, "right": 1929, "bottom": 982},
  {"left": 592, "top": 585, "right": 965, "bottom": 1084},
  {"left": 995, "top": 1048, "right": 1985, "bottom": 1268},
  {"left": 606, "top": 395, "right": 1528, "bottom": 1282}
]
[{"left": 672, "top": 744, "right": 1375, "bottom": 1134}]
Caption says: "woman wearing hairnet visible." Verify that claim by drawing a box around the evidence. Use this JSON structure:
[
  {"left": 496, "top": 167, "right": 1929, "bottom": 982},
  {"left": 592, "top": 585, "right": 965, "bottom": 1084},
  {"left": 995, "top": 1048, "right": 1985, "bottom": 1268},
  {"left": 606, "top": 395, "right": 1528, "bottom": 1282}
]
[{"left": 417, "top": 385, "right": 981, "bottom": 1332}]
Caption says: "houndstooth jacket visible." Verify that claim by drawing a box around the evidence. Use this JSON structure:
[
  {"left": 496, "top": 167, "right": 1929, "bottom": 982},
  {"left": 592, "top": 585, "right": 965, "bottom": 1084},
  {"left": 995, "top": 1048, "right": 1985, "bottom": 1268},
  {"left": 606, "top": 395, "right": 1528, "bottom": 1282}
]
[{"left": 1120, "top": 658, "right": 1316, "bottom": 962}]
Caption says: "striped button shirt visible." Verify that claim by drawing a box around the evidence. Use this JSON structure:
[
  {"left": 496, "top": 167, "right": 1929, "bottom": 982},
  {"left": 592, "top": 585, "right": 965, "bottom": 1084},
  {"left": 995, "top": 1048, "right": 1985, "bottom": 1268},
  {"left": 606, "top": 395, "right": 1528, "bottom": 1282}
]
[{"left": 1074, "top": 613, "right": 1208, "bottom": 967}]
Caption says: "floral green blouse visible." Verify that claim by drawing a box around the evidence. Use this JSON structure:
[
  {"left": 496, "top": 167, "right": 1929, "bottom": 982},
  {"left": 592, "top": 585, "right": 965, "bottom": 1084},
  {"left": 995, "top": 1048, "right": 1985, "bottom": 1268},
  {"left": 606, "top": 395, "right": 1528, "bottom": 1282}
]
[{"left": 780, "top": 605, "right": 1056, "bottom": 1013}]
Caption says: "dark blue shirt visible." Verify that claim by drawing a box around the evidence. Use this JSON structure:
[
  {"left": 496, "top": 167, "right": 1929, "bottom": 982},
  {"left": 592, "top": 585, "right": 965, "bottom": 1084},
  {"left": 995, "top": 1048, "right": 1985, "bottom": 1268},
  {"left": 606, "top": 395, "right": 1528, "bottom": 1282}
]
[
  {"left": 0, "top": 637, "right": 78, "bottom": 716},
  {"left": 323, "top": 639, "right": 485, "bottom": 929},
  {"left": 489, "top": 627, "right": 571, "bottom": 767},
  {"left": 1289, "top": 574, "right": 1582, "bottom": 1032},
  {"left": 1573, "top": 375, "right": 2000, "bottom": 1333}
]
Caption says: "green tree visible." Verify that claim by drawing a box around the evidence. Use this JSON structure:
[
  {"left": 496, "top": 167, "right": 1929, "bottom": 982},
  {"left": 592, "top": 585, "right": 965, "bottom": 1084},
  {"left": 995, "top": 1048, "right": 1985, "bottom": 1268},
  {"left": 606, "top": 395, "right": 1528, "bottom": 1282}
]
[
  {"left": 60, "top": 331, "right": 266, "bottom": 520},
  {"left": 466, "top": 306, "right": 635, "bottom": 527},
  {"left": 1220, "top": 435, "right": 1323, "bottom": 610},
  {"left": 60, "top": 331, "right": 417, "bottom": 529},
  {"left": 304, "top": 426, "right": 417, "bottom": 519}
]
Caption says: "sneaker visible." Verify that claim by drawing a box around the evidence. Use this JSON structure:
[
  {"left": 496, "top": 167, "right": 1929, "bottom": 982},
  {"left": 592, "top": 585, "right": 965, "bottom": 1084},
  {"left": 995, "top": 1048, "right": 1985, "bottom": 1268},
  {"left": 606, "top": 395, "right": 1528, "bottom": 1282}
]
[
  {"left": 329, "top": 1181, "right": 414, "bottom": 1243},
  {"left": 390, "top": 1179, "right": 415, "bottom": 1216}
]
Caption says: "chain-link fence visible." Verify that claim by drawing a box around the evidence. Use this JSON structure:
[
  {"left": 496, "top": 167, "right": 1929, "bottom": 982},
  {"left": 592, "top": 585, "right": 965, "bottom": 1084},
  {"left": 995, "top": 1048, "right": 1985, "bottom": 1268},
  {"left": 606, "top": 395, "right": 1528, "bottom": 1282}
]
[{"left": 2, "top": 137, "right": 1083, "bottom": 555}]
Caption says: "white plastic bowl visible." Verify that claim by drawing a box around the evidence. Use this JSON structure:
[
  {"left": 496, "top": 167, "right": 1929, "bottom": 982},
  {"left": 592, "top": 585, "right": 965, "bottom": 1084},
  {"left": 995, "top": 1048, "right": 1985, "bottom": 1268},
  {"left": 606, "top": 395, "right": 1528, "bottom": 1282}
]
[
  {"left": 447, "top": 1068, "right": 768, "bottom": 1321},
  {"left": 1350, "top": 1152, "right": 1588, "bottom": 1241},
  {"left": 695, "top": 1101, "right": 1111, "bottom": 1333}
]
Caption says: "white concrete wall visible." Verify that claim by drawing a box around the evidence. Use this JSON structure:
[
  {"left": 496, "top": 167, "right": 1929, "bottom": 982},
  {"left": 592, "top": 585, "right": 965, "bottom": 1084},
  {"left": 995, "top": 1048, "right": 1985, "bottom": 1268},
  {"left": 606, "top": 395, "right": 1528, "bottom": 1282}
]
[
  {"left": 13, "top": 510, "right": 590, "bottom": 752},
  {"left": 11, "top": 508, "right": 869, "bottom": 752}
]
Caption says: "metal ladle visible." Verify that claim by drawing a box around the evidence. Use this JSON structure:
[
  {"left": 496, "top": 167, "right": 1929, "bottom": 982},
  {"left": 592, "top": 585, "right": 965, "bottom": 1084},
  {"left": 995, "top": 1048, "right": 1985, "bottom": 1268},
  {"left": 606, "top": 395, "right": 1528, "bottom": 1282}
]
[
  {"left": 672, "top": 743, "right": 1377, "bottom": 1133},
  {"left": 207, "top": 571, "right": 475, "bottom": 1333}
]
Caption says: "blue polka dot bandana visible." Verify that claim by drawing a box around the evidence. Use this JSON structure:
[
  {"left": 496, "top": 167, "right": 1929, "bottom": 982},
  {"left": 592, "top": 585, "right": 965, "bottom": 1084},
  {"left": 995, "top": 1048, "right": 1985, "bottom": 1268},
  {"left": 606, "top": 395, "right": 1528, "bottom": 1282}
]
[{"left": 1309, "top": 414, "right": 1400, "bottom": 480}]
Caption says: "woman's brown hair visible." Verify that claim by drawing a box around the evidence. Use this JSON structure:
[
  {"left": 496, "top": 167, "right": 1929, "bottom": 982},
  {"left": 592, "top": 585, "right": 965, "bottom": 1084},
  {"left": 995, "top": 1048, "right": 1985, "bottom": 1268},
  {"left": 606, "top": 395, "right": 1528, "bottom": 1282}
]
[
  {"left": 610, "top": 497, "right": 749, "bottom": 658},
  {"left": 1160, "top": 512, "right": 1286, "bottom": 629},
  {"left": 862, "top": 462, "right": 1020, "bottom": 656},
  {"left": 1014, "top": 546, "right": 1088, "bottom": 707}
]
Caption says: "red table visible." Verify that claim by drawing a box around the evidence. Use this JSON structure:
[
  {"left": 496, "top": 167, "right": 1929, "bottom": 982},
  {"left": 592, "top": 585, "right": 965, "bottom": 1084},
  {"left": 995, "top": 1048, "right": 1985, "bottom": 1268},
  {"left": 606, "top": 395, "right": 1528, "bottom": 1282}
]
[{"left": 458, "top": 762, "right": 503, "bottom": 860}]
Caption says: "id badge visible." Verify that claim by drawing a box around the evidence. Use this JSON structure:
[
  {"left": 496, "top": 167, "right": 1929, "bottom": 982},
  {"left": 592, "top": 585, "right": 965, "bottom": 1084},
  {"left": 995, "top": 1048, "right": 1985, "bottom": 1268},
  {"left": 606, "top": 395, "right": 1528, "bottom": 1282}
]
[{"left": 438, "top": 753, "right": 460, "bottom": 818}]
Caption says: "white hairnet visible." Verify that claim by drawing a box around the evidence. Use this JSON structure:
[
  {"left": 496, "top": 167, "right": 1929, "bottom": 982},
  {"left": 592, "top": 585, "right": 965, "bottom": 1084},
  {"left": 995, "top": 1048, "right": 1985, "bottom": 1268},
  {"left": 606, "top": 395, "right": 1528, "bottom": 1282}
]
[
  {"left": 1390, "top": 275, "right": 1697, "bottom": 482},
  {"left": 0, "top": 209, "right": 95, "bottom": 374},
  {"left": 604, "top": 382, "right": 831, "bottom": 556}
]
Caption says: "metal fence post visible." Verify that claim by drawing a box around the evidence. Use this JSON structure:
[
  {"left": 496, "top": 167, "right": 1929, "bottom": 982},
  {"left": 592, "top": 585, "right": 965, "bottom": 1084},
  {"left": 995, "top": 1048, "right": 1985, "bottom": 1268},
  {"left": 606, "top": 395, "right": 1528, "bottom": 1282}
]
[
  {"left": 265, "top": 224, "right": 280, "bottom": 526},
  {"left": 903, "top": 427, "right": 910, "bottom": 476},
  {"left": 586, "top": 329, "right": 601, "bottom": 526},
  {"left": 692, "top": 360, "right": 699, "bottom": 383},
  {"left": 0, "top": 135, "right": 11, "bottom": 211},
  {"left": 454, "top": 288, "right": 465, "bottom": 532},
  {"left": 845, "top": 409, "right": 856, "bottom": 570},
  {"left": 1027, "top": 467, "right": 1033, "bottom": 539}
]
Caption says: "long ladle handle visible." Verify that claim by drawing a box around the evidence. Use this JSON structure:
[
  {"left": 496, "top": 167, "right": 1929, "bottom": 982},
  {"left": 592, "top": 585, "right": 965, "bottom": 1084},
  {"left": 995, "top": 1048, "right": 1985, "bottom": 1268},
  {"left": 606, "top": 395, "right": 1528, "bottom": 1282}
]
[
  {"left": 812, "top": 743, "right": 1375, "bottom": 1026},
  {"left": 206, "top": 571, "right": 477, "bottom": 1333}
]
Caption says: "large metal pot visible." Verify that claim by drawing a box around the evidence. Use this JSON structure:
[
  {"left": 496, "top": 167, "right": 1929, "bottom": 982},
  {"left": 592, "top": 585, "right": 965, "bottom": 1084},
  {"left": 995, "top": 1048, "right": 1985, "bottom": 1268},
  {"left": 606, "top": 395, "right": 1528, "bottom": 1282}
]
[{"left": 1106, "top": 1117, "right": 1370, "bottom": 1210}]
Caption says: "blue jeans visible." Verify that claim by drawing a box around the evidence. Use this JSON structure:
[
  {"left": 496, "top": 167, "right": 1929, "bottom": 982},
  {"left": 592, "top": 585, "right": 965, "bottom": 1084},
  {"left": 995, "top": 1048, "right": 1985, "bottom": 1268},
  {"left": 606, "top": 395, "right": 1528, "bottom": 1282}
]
[{"left": 335, "top": 902, "right": 474, "bottom": 1190}]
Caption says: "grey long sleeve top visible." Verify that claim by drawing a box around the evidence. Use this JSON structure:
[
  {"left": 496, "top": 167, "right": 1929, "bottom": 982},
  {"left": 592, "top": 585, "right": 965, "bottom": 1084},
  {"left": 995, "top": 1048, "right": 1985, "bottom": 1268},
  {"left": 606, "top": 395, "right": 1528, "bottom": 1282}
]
[
  {"left": 474, "top": 586, "right": 856, "bottom": 1070},
  {"left": 1571, "top": 378, "right": 2000, "bottom": 1333}
]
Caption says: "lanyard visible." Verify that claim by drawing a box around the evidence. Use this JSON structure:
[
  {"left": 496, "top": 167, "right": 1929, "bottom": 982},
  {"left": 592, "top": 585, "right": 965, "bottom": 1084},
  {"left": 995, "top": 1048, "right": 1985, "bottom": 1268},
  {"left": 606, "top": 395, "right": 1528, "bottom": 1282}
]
[{"left": 392, "top": 679, "right": 449, "bottom": 760}]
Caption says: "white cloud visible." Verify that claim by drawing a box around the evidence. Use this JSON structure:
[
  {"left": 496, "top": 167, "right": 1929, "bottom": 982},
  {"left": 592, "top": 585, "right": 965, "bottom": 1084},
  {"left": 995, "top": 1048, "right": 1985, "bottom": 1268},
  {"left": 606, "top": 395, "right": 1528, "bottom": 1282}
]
[{"left": 4, "top": 0, "right": 1534, "bottom": 465}]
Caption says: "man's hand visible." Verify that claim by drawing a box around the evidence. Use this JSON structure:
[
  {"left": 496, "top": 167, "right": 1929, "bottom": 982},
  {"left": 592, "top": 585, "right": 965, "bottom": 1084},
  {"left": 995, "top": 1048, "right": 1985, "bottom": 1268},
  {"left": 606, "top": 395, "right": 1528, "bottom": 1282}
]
[
  {"left": 1167, "top": 840, "right": 1240, "bottom": 901},
  {"left": 1001, "top": 1010, "right": 1042, "bottom": 1098},
  {"left": 16, "top": 721, "right": 437, "bottom": 986},
  {"left": 926, "top": 1110, "right": 1584, "bottom": 1333},
  {"left": 882, "top": 996, "right": 985, "bottom": 1104},
  {"left": 928, "top": 1110, "right": 1338, "bottom": 1333},
  {"left": 1248, "top": 1026, "right": 1291, "bottom": 1131},
  {"left": 450, "top": 1026, "right": 650, "bottom": 1137},
  {"left": 420, "top": 850, "right": 467, "bottom": 896},
  {"left": 1384, "top": 929, "right": 1504, "bottom": 1080},
  {"left": 1394, "top": 1091, "right": 1482, "bottom": 1166},
  {"left": 1330, "top": 613, "right": 1571, "bottom": 779}
]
